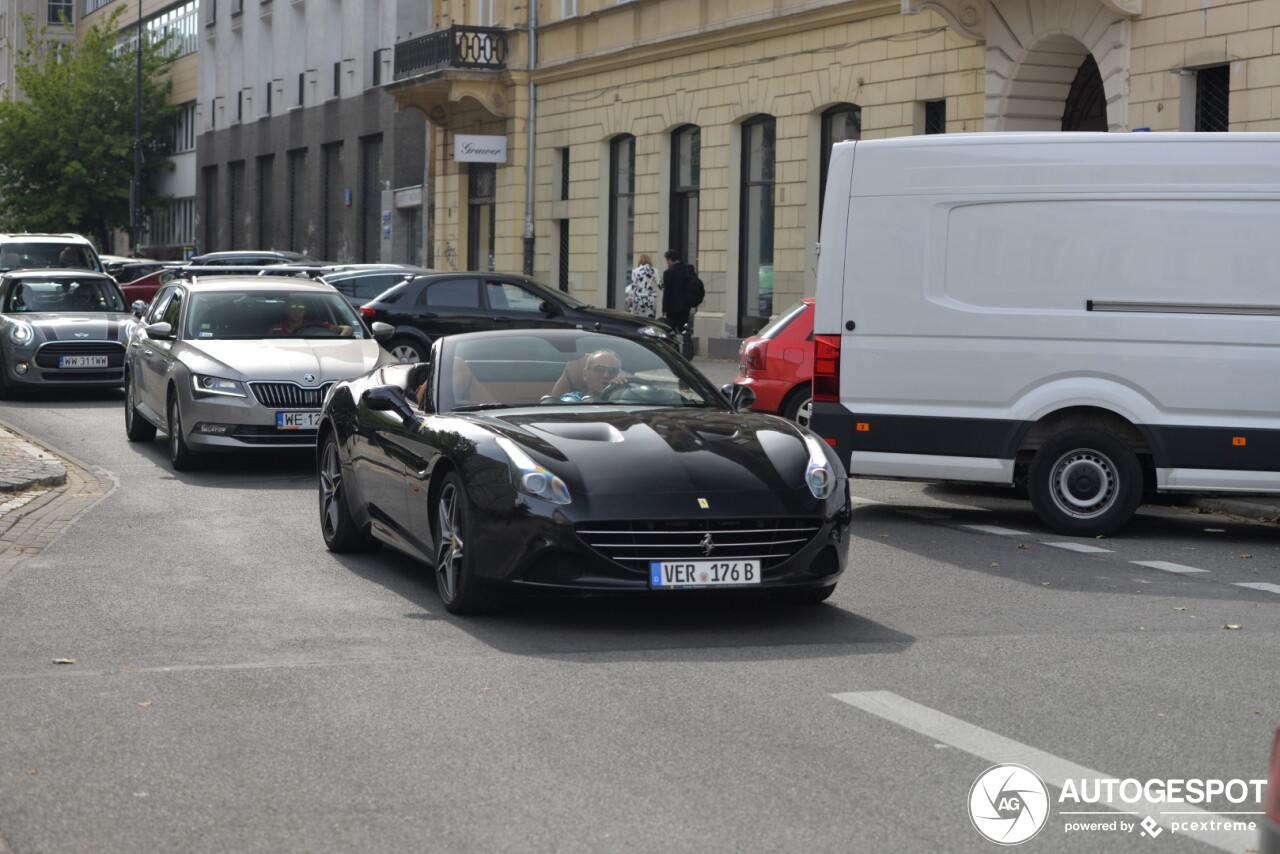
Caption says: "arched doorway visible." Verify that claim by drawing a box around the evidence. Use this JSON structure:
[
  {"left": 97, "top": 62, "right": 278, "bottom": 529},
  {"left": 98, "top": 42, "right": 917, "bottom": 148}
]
[{"left": 1062, "top": 54, "right": 1107, "bottom": 131}]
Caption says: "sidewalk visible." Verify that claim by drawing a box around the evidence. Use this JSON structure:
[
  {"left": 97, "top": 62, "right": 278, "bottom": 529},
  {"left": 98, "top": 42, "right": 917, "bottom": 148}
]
[{"left": 0, "top": 425, "right": 66, "bottom": 494}]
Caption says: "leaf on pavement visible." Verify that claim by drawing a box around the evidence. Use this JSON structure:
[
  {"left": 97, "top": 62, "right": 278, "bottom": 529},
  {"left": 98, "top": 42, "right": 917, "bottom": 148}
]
[
  {"left": 51, "top": 658, "right": 76, "bottom": 665},
  {"left": 1238, "top": 553, "right": 1252, "bottom": 559},
  {"left": 1223, "top": 623, "right": 1243, "bottom": 630},
  {"left": 137, "top": 700, "right": 152, "bottom": 708},
  {"left": 1018, "top": 543, "right": 1028, "bottom": 550},
  {"left": 990, "top": 562, "right": 999, "bottom": 567},
  {"left": 1173, "top": 607, "right": 1187, "bottom": 611}
]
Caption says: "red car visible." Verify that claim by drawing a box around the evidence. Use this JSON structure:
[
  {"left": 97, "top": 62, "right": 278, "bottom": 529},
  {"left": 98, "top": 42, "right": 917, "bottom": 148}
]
[
  {"left": 118, "top": 263, "right": 183, "bottom": 305},
  {"left": 732, "top": 298, "right": 813, "bottom": 426}
]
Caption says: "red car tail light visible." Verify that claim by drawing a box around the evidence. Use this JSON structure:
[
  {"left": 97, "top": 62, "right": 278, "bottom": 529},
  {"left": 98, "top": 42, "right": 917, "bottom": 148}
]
[
  {"left": 813, "top": 334, "right": 841, "bottom": 402},
  {"left": 360, "top": 306, "right": 376, "bottom": 318},
  {"left": 1267, "top": 728, "right": 1280, "bottom": 824},
  {"left": 740, "top": 339, "right": 766, "bottom": 373}
]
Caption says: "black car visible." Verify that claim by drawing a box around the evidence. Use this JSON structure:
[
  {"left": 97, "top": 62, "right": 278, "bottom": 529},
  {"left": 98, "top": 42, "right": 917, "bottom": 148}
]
[
  {"left": 319, "top": 265, "right": 432, "bottom": 308},
  {"left": 357, "top": 272, "right": 673, "bottom": 363},
  {"left": 316, "top": 328, "right": 851, "bottom": 614}
]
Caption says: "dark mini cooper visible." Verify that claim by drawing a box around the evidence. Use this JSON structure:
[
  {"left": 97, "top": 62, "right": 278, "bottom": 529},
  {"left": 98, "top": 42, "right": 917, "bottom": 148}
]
[
  {"left": 316, "top": 328, "right": 851, "bottom": 614},
  {"left": 0, "top": 270, "right": 131, "bottom": 396}
]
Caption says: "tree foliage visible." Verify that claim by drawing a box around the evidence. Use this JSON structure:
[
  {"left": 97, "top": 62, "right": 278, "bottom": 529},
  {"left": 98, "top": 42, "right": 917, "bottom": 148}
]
[{"left": 0, "top": 7, "right": 179, "bottom": 250}]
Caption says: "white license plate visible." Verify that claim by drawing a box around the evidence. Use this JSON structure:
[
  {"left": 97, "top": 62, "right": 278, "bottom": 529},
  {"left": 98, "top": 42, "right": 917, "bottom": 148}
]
[
  {"left": 58, "top": 355, "right": 109, "bottom": 368},
  {"left": 276, "top": 411, "right": 322, "bottom": 430},
  {"left": 650, "top": 560, "right": 761, "bottom": 589}
]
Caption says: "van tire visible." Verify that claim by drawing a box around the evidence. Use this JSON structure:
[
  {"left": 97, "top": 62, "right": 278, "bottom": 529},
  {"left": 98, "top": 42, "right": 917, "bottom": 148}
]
[{"left": 1028, "top": 428, "right": 1143, "bottom": 537}]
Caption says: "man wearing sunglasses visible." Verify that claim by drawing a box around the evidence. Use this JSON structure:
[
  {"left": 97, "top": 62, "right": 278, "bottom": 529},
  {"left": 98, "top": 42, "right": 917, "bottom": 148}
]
[
  {"left": 267, "top": 300, "right": 353, "bottom": 337},
  {"left": 548, "top": 349, "right": 627, "bottom": 401}
]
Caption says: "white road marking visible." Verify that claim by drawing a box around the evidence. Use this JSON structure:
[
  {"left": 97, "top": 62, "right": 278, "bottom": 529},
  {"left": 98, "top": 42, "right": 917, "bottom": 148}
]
[
  {"left": 1131, "top": 560, "right": 1210, "bottom": 576},
  {"left": 831, "top": 691, "right": 1256, "bottom": 852},
  {"left": 962, "top": 524, "right": 1029, "bottom": 537},
  {"left": 1045, "top": 542, "right": 1114, "bottom": 554},
  {"left": 1234, "top": 582, "right": 1280, "bottom": 595}
]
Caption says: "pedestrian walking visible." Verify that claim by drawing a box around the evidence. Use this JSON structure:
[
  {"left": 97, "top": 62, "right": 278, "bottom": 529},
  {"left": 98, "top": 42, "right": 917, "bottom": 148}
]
[
  {"left": 661, "top": 249, "right": 693, "bottom": 343},
  {"left": 627, "top": 254, "right": 659, "bottom": 319}
]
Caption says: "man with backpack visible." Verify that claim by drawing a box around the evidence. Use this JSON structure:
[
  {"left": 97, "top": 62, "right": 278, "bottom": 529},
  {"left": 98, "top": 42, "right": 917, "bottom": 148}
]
[{"left": 661, "top": 249, "right": 704, "bottom": 357}]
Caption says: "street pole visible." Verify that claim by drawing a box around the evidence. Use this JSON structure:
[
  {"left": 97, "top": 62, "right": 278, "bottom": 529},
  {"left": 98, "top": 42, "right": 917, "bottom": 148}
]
[{"left": 131, "top": 0, "right": 143, "bottom": 255}]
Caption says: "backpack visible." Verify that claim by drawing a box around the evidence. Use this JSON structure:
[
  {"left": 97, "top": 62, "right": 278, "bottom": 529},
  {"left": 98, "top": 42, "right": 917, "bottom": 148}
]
[{"left": 687, "top": 266, "right": 705, "bottom": 308}]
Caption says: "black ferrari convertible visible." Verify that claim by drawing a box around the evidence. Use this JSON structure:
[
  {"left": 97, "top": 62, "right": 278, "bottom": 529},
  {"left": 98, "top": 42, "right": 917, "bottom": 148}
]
[{"left": 316, "top": 328, "right": 851, "bottom": 614}]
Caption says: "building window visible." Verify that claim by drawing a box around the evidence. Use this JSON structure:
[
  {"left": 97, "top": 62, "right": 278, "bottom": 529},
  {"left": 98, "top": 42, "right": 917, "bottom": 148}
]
[
  {"left": 256, "top": 154, "right": 274, "bottom": 248},
  {"left": 201, "top": 166, "right": 218, "bottom": 251},
  {"left": 558, "top": 220, "right": 570, "bottom": 291},
  {"left": 322, "top": 142, "right": 344, "bottom": 260},
  {"left": 333, "top": 61, "right": 341, "bottom": 98},
  {"left": 924, "top": 99, "right": 946, "bottom": 134},
  {"left": 144, "top": 197, "right": 195, "bottom": 247},
  {"left": 468, "top": 164, "right": 496, "bottom": 271},
  {"left": 608, "top": 134, "right": 635, "bottom": 310},
  {"left": 236, "top": 90, "right": 243, "bottom": 122},
  {"left": 559, "top": 148, "right": 570, "bottom": 201},
  {"left": 820, "top": 104, "right": 860, "bottom": 224},
  {"left": 561, "top": 0, "right": 576, "bottom": 18},
  {"left": 1195, "top": 65, "right": 1229, "bottom": 132},
  {"left": 670, "top": 124, "right": 700, "bottom": 273},
  {"left": 265, "top": 81, "right": 273, "bottom": 114},
  {"left": 47, "top": 0, "right": 73, "bottom": 25},
  {"left": 359, "top": 135, "right": 383, "bottom": 262},
  {"left": 228, "top": 160, "right": 244, "bottom": 249},
  {"left": 172, "top": 101, "right": 196, "bottom": 153},
  {"left": 297, "top": 71, "right": 305, "bottom": 107},
  {"left": 739, "top": 115, "right": 775, "bottom": 335},
  {"left": 287, "top": 148, "right": 308, "bottom": 252}
]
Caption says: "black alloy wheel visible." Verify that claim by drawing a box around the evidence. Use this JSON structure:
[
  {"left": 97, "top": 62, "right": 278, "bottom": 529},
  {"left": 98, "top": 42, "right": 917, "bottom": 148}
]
[
  {"left": 318, "top": 434, "right": 376, "bottom": 552},
  {"left": 434, "top": 472, "right": 500, "bottom": 615}
]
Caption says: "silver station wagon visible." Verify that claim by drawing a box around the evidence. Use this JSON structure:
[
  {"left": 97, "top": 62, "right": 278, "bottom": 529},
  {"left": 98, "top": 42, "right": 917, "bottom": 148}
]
[
  {"left": 0, "top": 270, "right": 132, "bottom": 397},
  {"left": 122, "top": 275, "right": 394, "bottom": 470}
]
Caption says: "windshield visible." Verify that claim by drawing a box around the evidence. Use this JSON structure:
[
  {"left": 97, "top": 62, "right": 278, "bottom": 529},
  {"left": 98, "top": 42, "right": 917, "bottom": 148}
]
[
  {"left": 437, "top": 331, "right": 725, "bottom": 412},
  {"left": 4, "top": 277, "right": 125, "bottom": 313},
  {"left": 0, "top": 243, "right": 102, "bottom": 273},
  {"left": 184, "top": 290, "right": 369, "bottom": 340}
]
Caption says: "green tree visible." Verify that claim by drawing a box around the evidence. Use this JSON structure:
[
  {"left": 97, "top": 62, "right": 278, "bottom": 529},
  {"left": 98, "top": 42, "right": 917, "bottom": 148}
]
[{"left": 0, "top": 7, "right": 179, "bottom": 251}]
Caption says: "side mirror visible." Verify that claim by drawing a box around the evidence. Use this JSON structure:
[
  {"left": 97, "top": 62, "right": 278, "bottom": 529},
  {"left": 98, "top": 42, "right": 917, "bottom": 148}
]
[
  {"left": 540, "top": 300, "right": 562, "bottom": 317},
  {"left": 361, "top": 385, "right": 415, "bottom": 423},
  {"left": 370, "top": 321, "right": 395, "bottom": 341},
  {"left": 131, "top": 300, "right": 148, "bottom": 318},
  {"left": 721, "top": 383, "right": 757, "bottom": 413},
  {"left": 144, "top": 321, "right": 173, "bottom": 340}
]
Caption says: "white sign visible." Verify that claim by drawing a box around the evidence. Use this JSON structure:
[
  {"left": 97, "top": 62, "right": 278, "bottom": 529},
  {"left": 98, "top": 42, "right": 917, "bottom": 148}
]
[{"left": 454, "top": 135, "right": 507, "bottom": 163}]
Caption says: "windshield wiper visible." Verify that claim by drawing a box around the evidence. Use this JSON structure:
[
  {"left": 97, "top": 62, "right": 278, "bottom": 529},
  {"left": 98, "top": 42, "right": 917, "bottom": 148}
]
[{"left": 450, "top": 403, "right": 513, "bottom": 412}]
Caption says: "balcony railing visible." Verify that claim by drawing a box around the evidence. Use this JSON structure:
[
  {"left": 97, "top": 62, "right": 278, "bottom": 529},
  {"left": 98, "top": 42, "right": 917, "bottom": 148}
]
[{"left": 393, "top": 26, "right": 508, "bottom": 80}]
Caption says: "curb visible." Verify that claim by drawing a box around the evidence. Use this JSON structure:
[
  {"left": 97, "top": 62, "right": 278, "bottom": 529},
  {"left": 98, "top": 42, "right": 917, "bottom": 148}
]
[
  {"left": 1186, "top": 496, "right": 1280, "bottom": 524},
  {"left": 0, "top": 426, "right": 67, "bottom": 493}
]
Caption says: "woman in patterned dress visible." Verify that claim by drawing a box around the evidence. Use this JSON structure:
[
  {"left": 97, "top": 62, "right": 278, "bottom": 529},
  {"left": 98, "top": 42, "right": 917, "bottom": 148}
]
[{"left": 627, "top": 254, "right": 659, "bottom": 319}]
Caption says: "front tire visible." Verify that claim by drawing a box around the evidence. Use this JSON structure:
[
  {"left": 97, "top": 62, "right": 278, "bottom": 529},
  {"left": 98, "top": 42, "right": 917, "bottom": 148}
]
[
  {"left": 167, "top": 391, "right": 200, "bottom": 471},
  {"left": 433, "top": 472, "right": 501, "bottom": 614},
  {"left": 124, "top": 371, "right": 157, "bottom": 442},
  {"left": 1028, "top": 428, "right": 1142, "bottom": 536},
  {"left": 318, "top": 434, "right": 376, "bottom": 552},
  {"left": 387, "top": 336, "right": 427, "bottom": 363}
]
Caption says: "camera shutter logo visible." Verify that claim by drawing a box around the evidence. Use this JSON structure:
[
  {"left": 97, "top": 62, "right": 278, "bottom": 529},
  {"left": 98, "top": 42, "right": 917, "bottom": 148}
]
[{"left": 968, "top": 764, "right": 1050, "bottom": 845}]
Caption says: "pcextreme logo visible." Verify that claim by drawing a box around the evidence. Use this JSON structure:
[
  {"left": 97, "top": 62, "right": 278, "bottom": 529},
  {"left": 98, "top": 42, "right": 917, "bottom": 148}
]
[{"left": 968, "top": 764, "right": 1051, "bottom": 845}]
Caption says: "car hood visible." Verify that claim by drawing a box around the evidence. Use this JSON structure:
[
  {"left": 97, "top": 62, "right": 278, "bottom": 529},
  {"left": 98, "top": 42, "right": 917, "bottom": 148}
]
[
  {"left": 176, "top": 338, "right": 386, "bottom": 382},
  {"left": 19, "top": 313, "right": 133, "bottom": 341},
  {"left": 489, "top": 407, "right": 814, "bottom": 497}
]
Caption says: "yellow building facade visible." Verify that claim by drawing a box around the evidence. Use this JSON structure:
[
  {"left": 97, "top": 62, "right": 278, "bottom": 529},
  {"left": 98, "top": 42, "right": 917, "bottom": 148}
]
[{"left": 390, "top": 0, "right": 1280, "bottom": 353}]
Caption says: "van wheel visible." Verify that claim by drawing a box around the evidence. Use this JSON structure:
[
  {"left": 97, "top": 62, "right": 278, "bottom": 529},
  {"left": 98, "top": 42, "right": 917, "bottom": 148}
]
[
  {"left": 1028, "top": 429, "right": 1142, "bottom": 537},
  {"left": 780, "top": 385, "right": 813, "bottom": 428}
]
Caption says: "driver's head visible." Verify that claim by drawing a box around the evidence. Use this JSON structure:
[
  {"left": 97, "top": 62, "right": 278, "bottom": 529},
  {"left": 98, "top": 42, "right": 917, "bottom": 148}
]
[
  {"left": 72, "top": 284, "right": 95, "bottom": 307},
  {"left": 583, "top": 349, "right": 622, "bottom": 396}
]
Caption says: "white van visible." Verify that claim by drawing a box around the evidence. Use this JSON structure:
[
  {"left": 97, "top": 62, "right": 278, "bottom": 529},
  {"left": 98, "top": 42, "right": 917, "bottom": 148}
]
[{"left": 811, "top": 132, "right": 1280, "bottom": 536}]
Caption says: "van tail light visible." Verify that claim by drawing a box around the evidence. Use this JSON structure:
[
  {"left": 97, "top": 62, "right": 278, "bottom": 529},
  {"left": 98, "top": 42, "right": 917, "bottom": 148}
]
[
  {"left": 1266, "top": 728, "right": 1280, "bottom": 825},
  {"left": 740, "top": 339, "right": 766, "bottom": 373},
  {"left": 360, "top": 306, "right": 376, "bottom": 319},
  {"left": 813, "top": 334, "right": 841, "bottom": 402}
]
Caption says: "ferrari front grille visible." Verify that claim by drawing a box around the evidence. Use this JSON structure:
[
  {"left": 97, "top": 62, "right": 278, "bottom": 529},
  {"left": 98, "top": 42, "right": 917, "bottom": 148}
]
[
  {"left": 248, "top": 381, "right": 331, "bottom": 408},
  {"left": 574, "top": 518, "right": 822, "bottom": 572}
]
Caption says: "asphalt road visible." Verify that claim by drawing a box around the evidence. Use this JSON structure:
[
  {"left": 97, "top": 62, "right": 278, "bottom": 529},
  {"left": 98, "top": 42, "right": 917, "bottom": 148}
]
[{"left": 1, "top": 388, "right": 1277, "bottom": 854}]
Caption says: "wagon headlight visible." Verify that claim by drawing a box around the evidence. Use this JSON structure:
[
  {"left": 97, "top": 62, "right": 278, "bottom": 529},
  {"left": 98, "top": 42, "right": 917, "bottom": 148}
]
[
  {"left": 802, "top": 434, "right": 837, "bottom": 500},
  {"left": 496, "top": 436, "right": 571, "bottom": 505},
  {"left": 191, "top": 374, "right": 247, "bottom": 398},
  {"left": 8, "top": 321, "right": 34, "bottom": 346}
]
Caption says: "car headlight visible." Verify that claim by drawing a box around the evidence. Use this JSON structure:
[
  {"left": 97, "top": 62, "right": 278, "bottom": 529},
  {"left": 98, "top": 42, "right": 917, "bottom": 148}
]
[
  {"left": 8, "top": 321, "right": 34, "bottom": 346},
  {"left": 495, "top": 436, "right": 571, "bottom": 505},
  {"left": 637, "top": 325, "right": 670, "bottom": 339},
  {"left": 191, "top": 374, "right": 247, "bottom": 398},
  {"left": 802, "top": 434, "right": 837, "bottom": 500}
]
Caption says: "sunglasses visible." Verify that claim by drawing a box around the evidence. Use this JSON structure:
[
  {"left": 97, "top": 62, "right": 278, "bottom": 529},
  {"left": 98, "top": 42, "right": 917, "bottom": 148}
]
[
  {"left": 288, "top": 304, "right": 306, "bottom": 310},
  {"left": 590, "top": 365, "right": 620, "bottom": 377}
]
